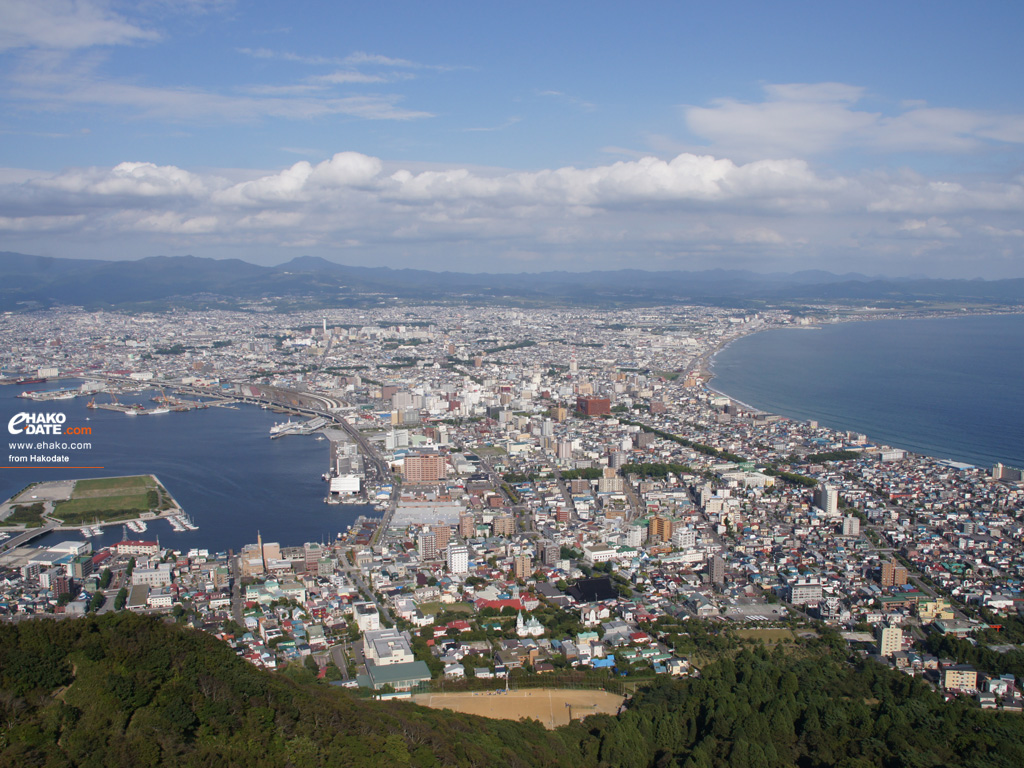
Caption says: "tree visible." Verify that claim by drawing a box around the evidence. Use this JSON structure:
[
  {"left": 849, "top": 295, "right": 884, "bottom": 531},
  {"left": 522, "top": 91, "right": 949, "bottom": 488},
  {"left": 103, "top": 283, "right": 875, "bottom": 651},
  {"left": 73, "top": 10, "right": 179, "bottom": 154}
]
[{"left": 114, "top": 586, "right": 128, "bottom": 610}]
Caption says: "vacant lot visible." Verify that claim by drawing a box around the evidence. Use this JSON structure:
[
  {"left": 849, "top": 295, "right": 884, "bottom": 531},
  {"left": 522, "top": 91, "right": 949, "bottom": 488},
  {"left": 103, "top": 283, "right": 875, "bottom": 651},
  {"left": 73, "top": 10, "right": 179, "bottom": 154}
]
[{"left": 412, "top": 688, "right": 625, "bottom": 729}]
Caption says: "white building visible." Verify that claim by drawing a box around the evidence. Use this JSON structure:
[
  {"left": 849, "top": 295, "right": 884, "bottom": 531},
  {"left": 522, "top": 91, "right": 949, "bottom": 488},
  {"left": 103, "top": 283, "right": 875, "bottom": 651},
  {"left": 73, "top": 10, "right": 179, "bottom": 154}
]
[
  {"left": 583, "top": 544, "right": 616, "bottom": 564},
  {"left": 363, "top": 628, "right": 415, "bottom": 666},
  {"left": 353, "top": 602, "right": 380, "bottom": 632},
  {"left": 447, "top": 544, "right": 468, "bottom": 575}
]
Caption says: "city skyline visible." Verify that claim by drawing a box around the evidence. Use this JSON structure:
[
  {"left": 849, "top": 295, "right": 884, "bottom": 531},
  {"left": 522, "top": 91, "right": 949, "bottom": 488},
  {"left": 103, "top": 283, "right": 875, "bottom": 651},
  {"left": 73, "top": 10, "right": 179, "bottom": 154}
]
[{"left": 2, "top": 1, "right": 1024, "bottom": 277}]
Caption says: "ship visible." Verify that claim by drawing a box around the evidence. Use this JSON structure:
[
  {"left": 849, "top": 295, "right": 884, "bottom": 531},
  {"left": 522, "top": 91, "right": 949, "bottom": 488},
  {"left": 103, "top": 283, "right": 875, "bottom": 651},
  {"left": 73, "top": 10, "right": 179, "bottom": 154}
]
[{"left": 15, "top": 377, "right": 46, "bottom": 385}]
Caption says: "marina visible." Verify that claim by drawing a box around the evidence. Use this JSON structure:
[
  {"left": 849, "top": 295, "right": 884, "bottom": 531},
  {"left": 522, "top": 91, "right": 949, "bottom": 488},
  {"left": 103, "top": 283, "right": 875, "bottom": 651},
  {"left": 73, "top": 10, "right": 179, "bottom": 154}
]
[{"left": 0, "top": 384, "right": 375, "bottom": 553}]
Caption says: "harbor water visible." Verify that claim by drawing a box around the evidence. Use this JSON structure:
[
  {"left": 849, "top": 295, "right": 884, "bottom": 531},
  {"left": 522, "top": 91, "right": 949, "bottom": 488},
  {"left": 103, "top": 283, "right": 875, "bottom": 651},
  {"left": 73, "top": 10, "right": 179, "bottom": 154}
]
[{"left": 1, "top": 384, "right": 375, "bottom": 552}]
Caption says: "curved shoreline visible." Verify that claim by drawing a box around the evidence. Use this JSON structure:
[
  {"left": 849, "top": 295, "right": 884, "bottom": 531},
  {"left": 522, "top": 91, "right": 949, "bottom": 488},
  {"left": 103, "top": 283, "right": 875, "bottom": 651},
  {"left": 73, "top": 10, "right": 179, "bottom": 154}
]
[{"left": 702, "top": 313, "right": 1024, "bottom": 468}]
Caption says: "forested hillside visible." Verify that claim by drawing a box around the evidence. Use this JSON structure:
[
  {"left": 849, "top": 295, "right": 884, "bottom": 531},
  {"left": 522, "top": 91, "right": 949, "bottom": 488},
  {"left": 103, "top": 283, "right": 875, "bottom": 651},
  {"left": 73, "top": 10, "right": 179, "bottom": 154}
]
[{"left": 1, "top": 613, "right": 1021, "bottom": 767}]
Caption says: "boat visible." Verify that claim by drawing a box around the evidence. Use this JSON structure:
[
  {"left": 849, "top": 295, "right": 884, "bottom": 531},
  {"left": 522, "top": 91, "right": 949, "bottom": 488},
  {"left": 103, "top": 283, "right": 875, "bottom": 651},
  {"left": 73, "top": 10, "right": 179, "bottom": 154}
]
[
  {"left": 15, "top": 378, "right": 45, "bottom": 385},
  {"left": 147, "top": 407, "right": 170, "bottom": 415}
]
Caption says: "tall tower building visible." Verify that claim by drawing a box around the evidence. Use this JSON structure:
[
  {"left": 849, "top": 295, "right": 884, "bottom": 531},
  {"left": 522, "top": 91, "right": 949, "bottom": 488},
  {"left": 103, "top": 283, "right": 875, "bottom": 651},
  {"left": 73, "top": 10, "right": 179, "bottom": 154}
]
[
  {"left": 418, "top": 531, "right": 437, "bottom": 560},
  {"left": 814, "top": 484, "right": 839, "bottom": 515},
  {"left": 432, "top": 522, "right": 451, "bottom": 552},
  {"left": 710, "top": 555, "right": 725, "bottom": 586},
  {"left": 514, "top": 554, "right": 532, "bottom": 580},
  {"left": 648, "top": 515, "right": 673, "bottom": 543},
  {"left": 447, "top": 545, "right": 468, "bottom": 575},
  {"left": 878, "top": 625, "right": 903, "bottom": 657}
]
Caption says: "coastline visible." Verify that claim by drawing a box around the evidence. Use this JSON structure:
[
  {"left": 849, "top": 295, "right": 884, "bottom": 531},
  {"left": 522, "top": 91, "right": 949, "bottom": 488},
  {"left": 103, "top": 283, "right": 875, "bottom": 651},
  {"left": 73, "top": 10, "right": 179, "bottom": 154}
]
[{"left": 702, "top": 312, "right": 1024, "bottom": 468}]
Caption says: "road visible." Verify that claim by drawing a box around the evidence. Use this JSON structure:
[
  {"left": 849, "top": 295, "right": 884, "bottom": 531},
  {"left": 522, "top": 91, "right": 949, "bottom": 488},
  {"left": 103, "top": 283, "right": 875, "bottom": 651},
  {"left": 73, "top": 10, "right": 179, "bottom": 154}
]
[
  {"left": 338, "top": 550, "right": 393, "bottom": 625},
  {"left": 229, "top": 553, "right": 244, "bottom": 626},
  {"left": 0, "top": 519, "right": 57, "bottom": 550}
]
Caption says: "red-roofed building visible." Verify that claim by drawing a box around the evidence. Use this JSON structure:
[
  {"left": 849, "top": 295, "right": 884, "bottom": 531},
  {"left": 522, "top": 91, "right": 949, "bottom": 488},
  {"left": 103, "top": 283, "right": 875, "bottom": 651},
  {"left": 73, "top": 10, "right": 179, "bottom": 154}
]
[{"left": 91, "top": 551, "right": 111, "bottom": 567}]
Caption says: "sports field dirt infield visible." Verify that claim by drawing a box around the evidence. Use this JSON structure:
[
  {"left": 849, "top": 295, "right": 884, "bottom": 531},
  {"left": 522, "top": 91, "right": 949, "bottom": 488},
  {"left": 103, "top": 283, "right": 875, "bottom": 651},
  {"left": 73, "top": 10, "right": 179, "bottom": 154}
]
[{"left": 411, "top": 688, "right": 625, "bottom": 729}]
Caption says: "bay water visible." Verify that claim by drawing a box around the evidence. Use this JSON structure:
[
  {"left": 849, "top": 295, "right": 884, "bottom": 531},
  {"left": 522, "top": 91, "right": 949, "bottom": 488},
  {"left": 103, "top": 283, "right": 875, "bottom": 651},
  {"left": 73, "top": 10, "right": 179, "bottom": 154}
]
[
  {"left": 1, "top": 384, "right": 373, "bottom": 552},
  {"left": 710, "top": 313, "right": 1024, "bottom": 469}
]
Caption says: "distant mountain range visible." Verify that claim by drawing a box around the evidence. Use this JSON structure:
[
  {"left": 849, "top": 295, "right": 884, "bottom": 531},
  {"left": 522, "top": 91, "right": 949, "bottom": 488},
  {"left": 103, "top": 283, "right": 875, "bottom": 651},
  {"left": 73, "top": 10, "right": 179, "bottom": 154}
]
[{"left": 1, "top": 251, "right": 1022, "bottom": 310}]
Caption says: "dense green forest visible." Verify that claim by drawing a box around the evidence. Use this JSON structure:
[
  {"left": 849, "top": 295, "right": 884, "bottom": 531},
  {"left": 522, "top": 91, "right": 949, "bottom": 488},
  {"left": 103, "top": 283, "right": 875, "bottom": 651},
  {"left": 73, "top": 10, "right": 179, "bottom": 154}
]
[{"left": 1, "top": 614, "right": 1021, "bottom": 767}]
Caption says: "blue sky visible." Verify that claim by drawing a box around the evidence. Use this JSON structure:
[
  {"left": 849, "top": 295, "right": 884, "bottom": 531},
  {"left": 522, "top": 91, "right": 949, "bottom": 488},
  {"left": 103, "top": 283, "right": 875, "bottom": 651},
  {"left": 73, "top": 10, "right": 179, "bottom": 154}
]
[{"left": 2, "top": 0, "right": 1023, "bottom": 277}]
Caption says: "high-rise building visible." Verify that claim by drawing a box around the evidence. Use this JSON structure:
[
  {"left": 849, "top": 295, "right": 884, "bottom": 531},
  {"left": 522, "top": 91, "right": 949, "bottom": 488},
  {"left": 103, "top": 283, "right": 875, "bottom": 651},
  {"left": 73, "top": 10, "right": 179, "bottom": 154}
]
[
  {"left": 514, "top": 554, "right": 532, "bottom": 580},
  {"left": 404, "top": 453, "right": 447, "bottom": 484},
  {"left": 878, "top": 625, "right": 903, "bottom": 657},
  {"left": 570, "top": 478, "right": 591, "bottom": 494},
  {"left": 447, "top": 544, "right": 468, "bottom": 575},
  {"left": 993, "top": 463, "right": 1024, "bottom": 482},
  {"left": 432, "top": 523, "right": 451, "bottom": 552},
  {"left": 541, "top": 541, "right": 560, "bottom": 566},
  {"left": 459, "top": 513, "right": 476, "bottom": 539},
  {"left": 880, "top": 561, "right": 908, "bottom": 587},
  {"left": 576, "top": 396, "right": 611, "bottom": 417},
  {"left": 648, "top": 515, "right": 673, "bottom": 543},
  {"left": 492, "top": 515, "right": 515, "bottom": 537},
  {"left": 814, "top": 484, "right": 839, "bottom": 515},
  {"left": 673, "top": 527, "right": 697, "bottom": 549},
  {"left": 842, "top": 516, "right": 861, "bottom": 536},
  {"left": 710, "top": 555, "right": 725, "bottom": 586},
  {"left": 787, "top": 577, "right": 823, "bottom": 605},
  {"left": 418, "top": 531, "right": 437, "bottom": 560}
]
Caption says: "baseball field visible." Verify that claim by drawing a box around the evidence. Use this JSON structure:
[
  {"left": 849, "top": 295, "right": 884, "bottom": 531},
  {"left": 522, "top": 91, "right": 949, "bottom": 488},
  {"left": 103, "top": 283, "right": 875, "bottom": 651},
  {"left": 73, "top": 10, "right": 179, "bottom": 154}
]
[{"left": 411, "top": 688, "right": 625, "bottom": 729}]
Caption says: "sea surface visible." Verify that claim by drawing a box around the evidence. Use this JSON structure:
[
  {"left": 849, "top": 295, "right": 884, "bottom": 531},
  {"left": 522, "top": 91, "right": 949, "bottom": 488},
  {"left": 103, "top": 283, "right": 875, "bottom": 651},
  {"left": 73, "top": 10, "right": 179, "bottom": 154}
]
[
  {"left": 710, "top": 313, "right": 1024, "bottom": 469},
  {"left": 1, "top": 384, "right": 375, "bottom": 552}
]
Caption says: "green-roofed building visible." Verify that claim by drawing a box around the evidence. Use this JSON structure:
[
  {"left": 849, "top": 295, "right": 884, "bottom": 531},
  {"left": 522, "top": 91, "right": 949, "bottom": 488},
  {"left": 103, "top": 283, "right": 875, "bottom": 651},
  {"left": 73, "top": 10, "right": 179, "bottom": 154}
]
[{"left": 362, "top": 660, "right": 432, "bottom": 691}]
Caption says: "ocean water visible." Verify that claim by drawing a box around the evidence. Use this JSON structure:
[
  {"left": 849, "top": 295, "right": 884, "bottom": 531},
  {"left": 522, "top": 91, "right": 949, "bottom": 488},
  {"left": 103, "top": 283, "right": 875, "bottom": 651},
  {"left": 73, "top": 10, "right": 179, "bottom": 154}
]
[
  {"left": 710, "top": 314, "right": 1024, "bottom": 469},
  {"left": 1, "top": 384, "right": 374, "bottom": 552}
]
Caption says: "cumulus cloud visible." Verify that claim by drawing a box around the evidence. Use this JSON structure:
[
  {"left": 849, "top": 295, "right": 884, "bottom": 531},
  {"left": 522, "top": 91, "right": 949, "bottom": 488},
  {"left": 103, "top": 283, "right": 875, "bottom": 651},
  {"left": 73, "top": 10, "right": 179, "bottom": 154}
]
[
  {"left": 3, "top": 149, "right": 1024, "bottom": 276},
  {"left": 37, "top": 161, "right": 214, "bottom": 197}
]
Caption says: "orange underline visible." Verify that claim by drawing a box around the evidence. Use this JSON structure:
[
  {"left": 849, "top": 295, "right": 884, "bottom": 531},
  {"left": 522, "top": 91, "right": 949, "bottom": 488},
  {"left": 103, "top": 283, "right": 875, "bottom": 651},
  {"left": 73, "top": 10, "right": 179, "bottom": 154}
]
[{"left": 1, "top": 466, "right": 105, "bottom": 469}]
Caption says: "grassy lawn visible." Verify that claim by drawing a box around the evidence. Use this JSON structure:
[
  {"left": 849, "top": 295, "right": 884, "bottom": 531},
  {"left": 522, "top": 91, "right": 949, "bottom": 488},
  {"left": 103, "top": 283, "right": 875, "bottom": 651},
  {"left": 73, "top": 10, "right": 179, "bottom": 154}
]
[
  {"left": 51, "top": 475, "right": 167, "bottom": 524},
  {"left": 73, "top": 475, "right": 153, "bottom": 496},
  {"left": 53, "top": 493, "right": 154, "bottom": 524}
]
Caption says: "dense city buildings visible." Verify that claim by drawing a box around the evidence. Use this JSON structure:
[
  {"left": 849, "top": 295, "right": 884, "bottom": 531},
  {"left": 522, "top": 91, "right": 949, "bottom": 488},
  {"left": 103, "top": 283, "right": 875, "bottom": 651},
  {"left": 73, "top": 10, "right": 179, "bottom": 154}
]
[{"left": 1, "top": 302, "right": 1023, "bottom": 713}]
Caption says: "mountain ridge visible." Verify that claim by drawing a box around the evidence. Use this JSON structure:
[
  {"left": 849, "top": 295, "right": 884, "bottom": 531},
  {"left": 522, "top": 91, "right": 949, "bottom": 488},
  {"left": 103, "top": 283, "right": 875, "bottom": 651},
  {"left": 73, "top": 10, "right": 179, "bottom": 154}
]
[{"left": 0, "top": 251, "right": 1021, "bottom": 310}]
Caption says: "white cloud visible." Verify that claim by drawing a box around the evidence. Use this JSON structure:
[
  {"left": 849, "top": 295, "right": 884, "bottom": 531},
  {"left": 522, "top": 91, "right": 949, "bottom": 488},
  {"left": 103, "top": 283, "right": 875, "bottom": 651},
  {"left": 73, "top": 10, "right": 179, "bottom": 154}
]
[
  {"left": 685, "top": 82, "right": 1024, "bottom": 159},
  {"left": 8, "top": 66, "right": 434, "bottom": 122},
  {"left": 0, "top": 213, "right": 87, "bottom": 230},
  {"left": 0, "top": 0, "right": 157, "bottom": 51},
  {"left": 898, "top": 217, "right": 961, "bottom": 239},
  {"left": 4, "top": 149, "right": 1024, "bottom": 276},
  {"left": 37, "top": 161, "right": 214, "bottom": 197}
]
